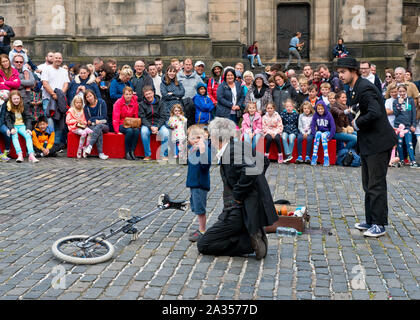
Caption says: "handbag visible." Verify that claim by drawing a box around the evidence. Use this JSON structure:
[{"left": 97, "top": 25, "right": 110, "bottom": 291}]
[
  {"left": 123, "top": 117, "right": 142, "bottom": 128},
  {"left": 342, "top": 150, "right": 354, "bottom": 167}
]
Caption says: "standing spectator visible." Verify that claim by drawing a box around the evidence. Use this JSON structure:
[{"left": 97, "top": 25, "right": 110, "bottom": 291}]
[
  {"left": 9, "top": 40, "right": 29, "bottom": 67},
  {"left": 94, "top": 63, "right": 114, "bottom": 131},
  {"left": 12, "top": 54, "right": 35, "bottom": 111},
  {"left": 0, "top": 16, "right": 15, "bottom": 55},
  {"left": 92, "top": 57, "right": 103, "bottom": 77},
  {"left": 170, "top": 58, "right": 181, "bottom": 73},
  {"left": 106, "top": 58, "right": 118, "bottom": 79},
  {"left": 148, "top": 62, "right": 162, "bottom": 98},
  {"left": 303, "top": 64, "right": 313, "bottom": 82},
  {"left": 109, "top": 65, "right": 133, "bottom": 105},
  {"left": 132, "top": 59, "right": 154, "bottom": 102},
  {"left": 36, "top": 51, "right": 54, "bottom": 75},
  {"left": 207, "top": 61, "right": 223, "bottom": 106},
  {"left": 285, "top": 32, "right": 304, "bottom": 70},
  {"left": 295, "top": 77, "right": 309, "bottom": 111},
  {"left": 67, "top": 65, "right": 101, "bottom": 104},
  {"left": 83, "top": 90, "right": 109, "bottom": 160},
  {"left": 194, "top": 61, "right": 208, "bottom": 84},
  {"left": 215, "top": 68, "right": 245, "bottom": 124},
  {"left": 40, "top": 52, "right": 70, "bottom": 141},
  {"left": 161, "top": 65, "right": 185, "bottom": 113},
  {"left": 177, "top": 58, "right": 203, "bottom": 99},
  {"left": 247, "top": 41, "right": 265, "bottom": 69},
  {"left": 371, "top": 64, "right": 378, "bottom": 76},
  {"left": 112, "top": 87, "right": 140, "bottom": 161},
  {"left": 193, "top": 83, "right": 214, "bottom": 125},
  {"left": 382, "top": 69, "right": 395, "bottom": 98},
  {"left": 337, "top": 57, "right": 398, "bottom": 238},
  {"left": 332, "top": 38, "right": 349, "bottom": 58},
  {"left": 5, "top": 90, "right": 38, "bottom": 163},
  {"left": 290, "top": 76, "right": 300, "bottom": 92},
  {"left": 310, "top": 70, "right": 322, "bottom": 95},
  {"left": 360, "top": 61, "right": 382, "bottom": 93},
  {"left": 154, "top": 58, "right": 164, "bottom": 77},
  {"left": 318, "top": 64, "right": 344, "bottom": 93},
  {"left": 234, "top": 62, "right": 245, "bottom": 76},
  {"left": 243, "top": 71, "right": 254, "bottom": 92},
  {"left": 244, "top": 73, "right": 272, "bottom": 114},
  {"left": 387, "top": 67, "right": 419, "bottom": 106},
  {"left": 139, "top": 86, "right": 170, "bottom": 161},
  {"left": 272, "top": 71, "right": 296, "bottom": 113}
]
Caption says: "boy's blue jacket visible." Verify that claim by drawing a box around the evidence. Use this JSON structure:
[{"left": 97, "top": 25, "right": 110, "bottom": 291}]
[
  {"left": 193, "top": 83, "right": 214, "bottom": 124},
  {"left": 186, "top": 141, "right": 211, "bottom": 191}
]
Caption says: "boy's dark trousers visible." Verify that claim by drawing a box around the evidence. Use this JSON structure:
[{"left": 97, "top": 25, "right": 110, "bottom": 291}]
[
  {"left": 360, "top": 149, "right": 392, "bottom": 226},
  {"left": 34, "top": 143, "right": 64, "bottom": 157}
]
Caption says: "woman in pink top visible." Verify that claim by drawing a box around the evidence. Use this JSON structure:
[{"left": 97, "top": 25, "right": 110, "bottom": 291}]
[
  {"left": 0, "top": 54, "right": 20, "bottom": 105},
  {"left": 112, "top": 86, "right": 140, "bottom": 160},
  {"left": 262, "top": 102, "right": 284, "bottom": 163},
  {"left": 241, "top": 101, "right": 263, "bottom": 152}
]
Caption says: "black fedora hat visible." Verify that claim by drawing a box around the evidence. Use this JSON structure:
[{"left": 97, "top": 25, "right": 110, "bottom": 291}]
[{"left": 336, "top": 57, "right": 359, "bottom": 70}]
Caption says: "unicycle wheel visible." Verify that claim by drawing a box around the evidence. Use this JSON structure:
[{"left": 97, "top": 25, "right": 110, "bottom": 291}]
[{"left": 51, "top": 235, "right": 115, "bottom": 265}]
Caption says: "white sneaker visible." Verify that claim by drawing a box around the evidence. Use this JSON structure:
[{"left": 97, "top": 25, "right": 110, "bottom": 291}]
[
  {"left": 83, "top": 145, "right": 92, "bottom": 158},
  {"left": 99, "top": 153, "right": 109, "bottom": 160}
]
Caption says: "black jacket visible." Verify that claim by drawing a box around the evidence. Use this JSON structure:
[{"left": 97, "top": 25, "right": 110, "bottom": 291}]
[
  {"left": 220, "top": 140, "right": 278, "bottom": 236},
  {"left": 272, "top": 81, "right": 296, "bottom": 113},
  {"left": 132, "top": 71, "right": 154, "bottom": 101},
  {"left": 350, "top": 77, "right": 397, "bottom": 156},
  {"left": 4, "top": 101, "right": 33, "bottom": 130},
  {"left": 0, "top": 24, "right": 15, "bottom": 46},
  {"left": 138, "top": 95, "right": 168, "bottom": 129}
]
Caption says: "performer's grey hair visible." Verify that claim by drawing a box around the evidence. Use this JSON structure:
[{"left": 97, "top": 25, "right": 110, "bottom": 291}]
[{"left": 208, "top": 117, "right": 238, "bottom": 144}]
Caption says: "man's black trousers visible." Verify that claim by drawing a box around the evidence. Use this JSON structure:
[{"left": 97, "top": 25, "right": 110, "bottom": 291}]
[{"left": 361, "top": 149, "right": 392, "bottom": 226}]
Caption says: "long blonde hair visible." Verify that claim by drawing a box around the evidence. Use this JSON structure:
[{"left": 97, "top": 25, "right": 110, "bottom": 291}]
[
  {"left": 70, "top": 95, "right": 84, "bottom": 112},
  {"left": 7, "top": 90, "right": 24, "bottom": 113}
]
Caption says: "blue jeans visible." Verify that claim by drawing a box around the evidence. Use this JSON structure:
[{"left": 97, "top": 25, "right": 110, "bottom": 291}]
[
  {"left": 247, "top": 54, "right": 262, "bottom": 67},
  {"left": 334, "top": 132, "right": 357, "bottom": 150},
  {"left": 140, "top": 125, "right": 169, "bottom": 157},
  {"left": 243, "top": 133, "right": 262, "bottom": 151},
  {"left": 297, "top": 133, "right": 314, "bottom": 157},
  {"left": 397, "top": 131, "right": 415, "bottom": 162},
  {"left": 119, "top": 125, "right": 140, "bottom": 153},
  {"left": 190, "top": 188, "right": 208, "bottom": 215},
  {"left": 282, "top": 132, "right": 296, "bottom": 156},
  {"left": 0, "top": 124, "right": 11, "bottom": 151},
  {"left": 11, "top": 125, "right": 34, "bottom": 154}
]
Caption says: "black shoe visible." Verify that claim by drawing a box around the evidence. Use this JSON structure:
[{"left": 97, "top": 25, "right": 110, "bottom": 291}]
[
  {"left": 250, "top": 229, "right": 267, "bottom": 260},
  {"left": 126, "top": 152, "right": 134, "bottom": 160},
  {"left": 129, "top": 151, "right": 137, "bottom": 160}
]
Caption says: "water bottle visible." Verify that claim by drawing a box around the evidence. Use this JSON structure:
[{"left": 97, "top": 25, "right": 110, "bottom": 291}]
[{"left": 276, "top": 227, "right": 302, "bottom": 237}]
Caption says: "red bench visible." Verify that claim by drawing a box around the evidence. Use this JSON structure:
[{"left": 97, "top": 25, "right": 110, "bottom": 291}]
[
  {"left": 266, "top": 138, "right": 337, "bottom": 165},
  {"left": 67, "top": 132, "right": 161, "bottom": 159},
  {"left": 0, "top": 135, "right": 28, "bottom": 158}
]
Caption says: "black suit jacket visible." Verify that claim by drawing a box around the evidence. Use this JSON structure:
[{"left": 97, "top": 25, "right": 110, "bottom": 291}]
[{"left": 350, "top": 77, "right": 397, "bottom": 156}]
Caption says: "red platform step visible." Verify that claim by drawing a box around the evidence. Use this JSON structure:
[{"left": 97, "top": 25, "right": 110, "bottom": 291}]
[{"left": 0, "top": 134, "right": 28, "bottom": 158}]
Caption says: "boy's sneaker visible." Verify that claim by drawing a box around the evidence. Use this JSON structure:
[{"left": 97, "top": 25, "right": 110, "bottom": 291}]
[
  {"left": 311, "top": 155, "right": 317, "bottom": 166},
  {"left": 354, "top": 222, "right": 372, "bottom": 231},
  {"left": 305, "top": 156, "right": 311, "bottom": 164},
  {"left": 83, "top": 145, "right": 92, "bottom": 158},
  {"left": 277, "top": 153, "right": 283, "bottom": 164},
  {"left": 363, "top": 224, "right": 386, "bottom": 238},
  {"left": 295, "top": 156, "right": 303, "bottom": 164},
  {"left": 188, "top": 230, "right": 204, "bottom": 242},
  {"left": 323, "top": 156, "right": 330, "bottom": 167},
  {"left": 283, "top": 155, "right": 293, "bottom": 163},
  {"left": 99, "top": 153, "right": 109, "bottom": 160},
  {"left": 410, "top": 162, "right": 420, "bottom": 168},
  {"left": 0, "top": 153, "right": 10, "bottom": 162}
]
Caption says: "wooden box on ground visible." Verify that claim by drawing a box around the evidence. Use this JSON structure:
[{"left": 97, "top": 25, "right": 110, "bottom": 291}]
[{"left": 265, "top": 205, "right": 310, "bottom": 233}]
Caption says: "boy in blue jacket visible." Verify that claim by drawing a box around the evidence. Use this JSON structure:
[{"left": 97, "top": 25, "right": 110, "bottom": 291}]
[
  {"left": 310, "top": 100, "right": 336, "bottom": 166},
  {"left": 186, "top": 125, "right": 211, "bottom": 242},
  {"left": 193, "top": 83, "right": 214, "bottom": 125}
]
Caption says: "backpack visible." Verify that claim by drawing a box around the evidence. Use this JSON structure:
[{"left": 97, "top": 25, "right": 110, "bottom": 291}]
[{"left": 337, "top": 148, "right": 361, "bottom": 167}]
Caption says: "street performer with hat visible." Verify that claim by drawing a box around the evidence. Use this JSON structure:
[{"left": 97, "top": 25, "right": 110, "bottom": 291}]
[{"left": 336, "top": 57, "right": 397, "bottom": 238}]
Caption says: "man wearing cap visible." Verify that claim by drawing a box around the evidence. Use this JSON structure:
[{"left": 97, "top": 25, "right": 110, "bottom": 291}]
[
  {"left": 0, "top": 16, "right": 15, "bottom": 55},
  {"left": 194, "top": 61, "right": 208, "bottom": 85},
  {"left": 336, "top": 57, "right": 397, "bottom": 238}
]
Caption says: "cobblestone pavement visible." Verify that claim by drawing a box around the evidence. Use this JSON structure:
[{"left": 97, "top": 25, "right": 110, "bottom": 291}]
[{"left": 0, "top": 152, "right": 419, "bottom": 300}]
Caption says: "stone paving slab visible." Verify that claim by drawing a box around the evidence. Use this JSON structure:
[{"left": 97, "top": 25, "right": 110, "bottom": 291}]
[{"left": 0, "top": 153, "right": 419, "bottom": 300}]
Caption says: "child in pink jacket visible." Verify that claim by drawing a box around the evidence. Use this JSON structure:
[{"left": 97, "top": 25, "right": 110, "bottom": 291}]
[
  {"left": 262, "top": 102, "right": 284, "bottom": 163},
  {"left": 241, "top": 102, "right": 263, "bottom": 152}
]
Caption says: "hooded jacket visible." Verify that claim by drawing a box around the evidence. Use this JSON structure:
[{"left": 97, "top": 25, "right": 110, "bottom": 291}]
[
  {"left": 177, "top": 69, "right": 203, "bottom": 99},
  {"left": 193, "top": 83, "right": 214, "bottom": 124},
  {"left": 262, "top": 111, "right": 283, "bottom": 136},
  {"left": 241, "top": 111, "right": 263, "bottom": 136},
  {"left": 32, "top": 123, "right": 55, "bottom": 150},
  {"left": 244, "top": 73, "right": 272, "bottom": 114},
  {"left": 112, "top": 94, "right": 139, "bottom": 133},
  {"left": 109, "top": 77, "right": 133, "bottom": 104},
  {"left": 207, "top": 61, "right": 223, "bottom": 104},
  {"left": 67, "top": 74, "right": 101, "bottom": 104},
  {"left": 272, "top": 81, "right": 296, "bottom": 113},
  {"left": 310, "top": 100, "right": 336, "bottom": 139},
  {"left": 84, "top": 98, "right": 108, "bottom": 124},
  {"left": 138, "top": 95, "right": 168, "bottom": 130}
]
